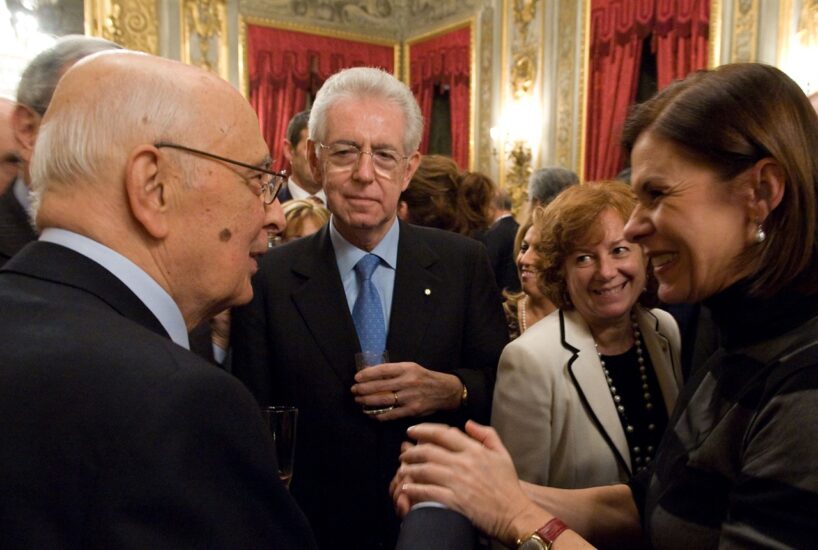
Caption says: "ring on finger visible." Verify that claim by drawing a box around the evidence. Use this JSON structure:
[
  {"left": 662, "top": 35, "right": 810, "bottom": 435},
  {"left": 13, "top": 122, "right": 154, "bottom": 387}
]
[{"left": 393, "top": 391, "right": 399, "bottom": 406}]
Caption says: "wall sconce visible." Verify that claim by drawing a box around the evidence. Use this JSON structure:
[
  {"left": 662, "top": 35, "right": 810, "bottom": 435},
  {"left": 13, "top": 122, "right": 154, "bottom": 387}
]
[{"left": 491, "top": 97, "right": 540, "bottom": 217}]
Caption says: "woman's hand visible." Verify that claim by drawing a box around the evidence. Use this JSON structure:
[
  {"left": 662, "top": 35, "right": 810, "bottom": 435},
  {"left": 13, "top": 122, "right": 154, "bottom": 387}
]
[{"left": 394, "top": 420, "right": 550, "bottom": 546}]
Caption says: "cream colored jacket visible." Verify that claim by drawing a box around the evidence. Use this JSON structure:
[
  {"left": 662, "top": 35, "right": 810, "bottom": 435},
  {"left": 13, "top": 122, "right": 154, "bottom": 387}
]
[{"left": 491, "top": 306, "right": 682, "bottom": 489}]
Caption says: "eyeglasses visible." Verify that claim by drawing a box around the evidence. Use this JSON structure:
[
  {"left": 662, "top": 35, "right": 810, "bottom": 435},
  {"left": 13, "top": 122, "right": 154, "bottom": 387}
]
[
  {"left": 318, "top": 142, "right": 408, "bottom": 177},
  {"left": 155, "top": 142, "right": 286, "bottom": 205}
]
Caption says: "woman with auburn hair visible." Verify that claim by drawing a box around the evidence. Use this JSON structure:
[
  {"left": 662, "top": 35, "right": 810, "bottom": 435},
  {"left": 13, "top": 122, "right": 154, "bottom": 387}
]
[
  {"left": 393, "top": 63, "right": 818, "bottom": 549},
  {"left": 398, "top": 154, "right": 495, "bottom": 237},
  {"left": 492, "top": 181, "right": 681, "bottom": 491}
]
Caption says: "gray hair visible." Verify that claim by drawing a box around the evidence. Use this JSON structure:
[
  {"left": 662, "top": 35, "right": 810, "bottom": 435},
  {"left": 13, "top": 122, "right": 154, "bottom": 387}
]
[
  {"left": 30, "top": 52, "right": 196, "bottom": 210},
  {"left": 308, "top": 67, "right": 423, "bottom": 154},
  {"left": 528, "top": 166, "right": 579, "bottom": 206},
  {"left": 17, "top": 35, "right": 120, "bottom": 115}
]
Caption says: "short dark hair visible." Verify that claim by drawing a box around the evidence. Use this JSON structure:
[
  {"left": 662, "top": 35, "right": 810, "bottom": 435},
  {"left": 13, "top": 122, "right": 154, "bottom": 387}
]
[
  {"left": 493, "top": 188, "right": 513, "bottom": 211},
  {"left": 622, "top": 63, "right": 818, "bottom": 297},
  {"left": 286, "top": 110, "right": 310, "bottom": 147}
]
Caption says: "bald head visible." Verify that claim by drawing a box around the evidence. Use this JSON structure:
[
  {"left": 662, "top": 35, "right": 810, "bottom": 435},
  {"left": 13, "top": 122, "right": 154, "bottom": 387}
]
[
  {"left": 31, "top": 51, "right": 274, "bottom": 325},
  {"left": 33, "top": 51, "right": 252, "bottom": 200},
  {"left": 0, "top": 98, "right": 18, "bottom": 192}
]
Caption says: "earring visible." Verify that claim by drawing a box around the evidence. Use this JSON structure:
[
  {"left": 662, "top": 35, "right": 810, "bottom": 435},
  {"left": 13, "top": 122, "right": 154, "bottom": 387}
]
[{"left": 755, "top": 222, "right": 766, "bottom": 244}]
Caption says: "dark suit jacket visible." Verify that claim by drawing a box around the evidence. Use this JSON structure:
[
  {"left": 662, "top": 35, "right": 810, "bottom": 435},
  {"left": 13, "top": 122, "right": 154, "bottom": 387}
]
[
  {"left": 0, "top": 242, "right": 316, "bottom": 549},
  {"left": 0, "top": 183, "right": 36, "bottom": 267},
  {"left": 231, "top": 221, "right": 508, "bottom": 550},
  {"left": 481, "top": 216, "right": 520, "bottom": 293},
  {"left": 276, "top": 182, "right": 293, "bottom": 203},
  {"left": 395, "top": 507, "right": 476, "bottom": 550}
]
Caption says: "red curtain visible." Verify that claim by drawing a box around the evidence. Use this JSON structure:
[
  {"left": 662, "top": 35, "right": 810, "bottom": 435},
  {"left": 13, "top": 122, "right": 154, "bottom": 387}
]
[
  {"left": 584, "top": 0, "right": 709, "bottom": 180},
  {"left": 247, "top": 25, "right": 395, "bottom": 171},
  {"left": 586, "top": 0, "right": 653, "bottom": 181},
  {"left": 654, "top": 0, "right": 710, "bottom": 89},
  {"left": 409, "top": 26, "right": 471, "bottom": 170}
]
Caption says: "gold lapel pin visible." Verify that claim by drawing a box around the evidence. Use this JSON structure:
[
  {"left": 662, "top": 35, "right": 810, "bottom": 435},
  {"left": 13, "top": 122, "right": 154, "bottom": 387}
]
[{"left": 424, "top": 288, "right": 431, "bottom": 296}]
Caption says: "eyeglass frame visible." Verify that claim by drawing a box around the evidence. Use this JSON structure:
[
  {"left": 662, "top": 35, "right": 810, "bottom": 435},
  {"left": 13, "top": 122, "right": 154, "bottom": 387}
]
[
  {"left": 317, "top": 142, "right": 410, "bottom": 176},
  {"left": 154, "top": 142, "right": 287, "bottom": 205}
]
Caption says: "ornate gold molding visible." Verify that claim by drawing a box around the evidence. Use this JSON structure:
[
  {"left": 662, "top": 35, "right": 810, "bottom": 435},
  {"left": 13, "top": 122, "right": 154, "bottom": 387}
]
[
  {"left": 797, "top": 0, "right": 818, "bottom": 49},
  {"left": 556, "top": 0, "right": 579, "bottom": 172},
  {"left": 510, "top": 0, "right": 539, "bottom": 98},
  {"left": 84, "top": 0, "right": 158, "bottom": 54},
  {"left": 476, "top": 6, "right": 493, "bottom": 175},
  {"left": 709, "top": 0, "right": 722, "bottom": 67},
  {"left": 730, "top": 0, "right": 758, "bottom": 62},
  {"left": 238, "top": 16, "right": 400, "bottom": 99},
  {"left": 181, "top": 0, "right": 229, "bottom": 80}
]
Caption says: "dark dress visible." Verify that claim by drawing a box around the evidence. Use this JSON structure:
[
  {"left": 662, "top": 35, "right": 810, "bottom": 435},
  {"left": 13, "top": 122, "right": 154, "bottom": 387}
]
[{"left": 631, "top": 282, "right": 818, "bottom": 548}]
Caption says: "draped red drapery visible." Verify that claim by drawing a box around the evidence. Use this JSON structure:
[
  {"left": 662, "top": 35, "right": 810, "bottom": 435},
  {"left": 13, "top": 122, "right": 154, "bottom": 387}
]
[
  {"left": 585, "top": 0, "right": 709, "bottom": 180},
  {"left": 246, "top": 25, "right": 395, "bottom": 171},
  {"left": 654, "top": 0, "right": 710, "bottom": 90},
  {"left": 409, "top": 26, "right": 471, "bottom": 170}
]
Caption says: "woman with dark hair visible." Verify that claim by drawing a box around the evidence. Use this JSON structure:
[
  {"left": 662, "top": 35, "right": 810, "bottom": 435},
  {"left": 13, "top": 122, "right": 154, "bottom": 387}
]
[
  {"left": 393, "top": 63, "right": 818, "bottom": 549},
  {"left": 398, "top": 154, "right": 495, "bottom": 237},
  {"left": 492, "top": 181, "right": 681, "bottom": 492}
]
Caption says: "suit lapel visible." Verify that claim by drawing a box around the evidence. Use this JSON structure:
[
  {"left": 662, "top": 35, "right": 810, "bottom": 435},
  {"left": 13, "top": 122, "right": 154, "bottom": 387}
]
[
  {"left": 387, "top": 222, "right": 441, "bottom": 363},
  {"left": 3, "top": 241, "right": 169, "bottom": 339},
  {"left": 562, "top": 309, "right": 632, "bottom": 476},
  {"left": 290, "top": 226, "right": 361, "bottom": 386}
]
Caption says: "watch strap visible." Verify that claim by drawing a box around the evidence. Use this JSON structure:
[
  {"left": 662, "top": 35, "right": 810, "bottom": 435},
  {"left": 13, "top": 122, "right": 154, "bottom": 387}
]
[{"left": 536, "top": 517, "right": 568, "bottom": 547}]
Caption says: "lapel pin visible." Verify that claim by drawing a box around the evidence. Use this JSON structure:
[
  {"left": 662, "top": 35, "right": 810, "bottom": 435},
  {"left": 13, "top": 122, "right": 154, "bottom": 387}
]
[{"left": 424, "top": 288, "right": 431, "bottom": 296}]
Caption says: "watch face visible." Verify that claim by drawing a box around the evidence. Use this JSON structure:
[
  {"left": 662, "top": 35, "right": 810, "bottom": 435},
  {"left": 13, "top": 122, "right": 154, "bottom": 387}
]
[{"left": 518, "top": 536, "right": 547, "bottom": 550}]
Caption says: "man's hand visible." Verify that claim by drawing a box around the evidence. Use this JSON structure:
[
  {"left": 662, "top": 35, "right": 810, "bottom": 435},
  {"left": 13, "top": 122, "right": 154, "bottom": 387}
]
[{"left": 351, "top": 362, "right": 463, "bottom": 421}]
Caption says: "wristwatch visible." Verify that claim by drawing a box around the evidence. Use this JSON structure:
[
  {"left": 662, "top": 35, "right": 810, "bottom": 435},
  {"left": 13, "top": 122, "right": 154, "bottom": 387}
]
[{"left": 516, "top": 517, "right": 568, "bottom": 550}]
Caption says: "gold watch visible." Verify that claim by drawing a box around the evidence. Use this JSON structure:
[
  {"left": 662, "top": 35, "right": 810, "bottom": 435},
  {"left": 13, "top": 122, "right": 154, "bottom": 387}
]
[{"left": 516, "top": 518, "right": 567, "bottom": 550}]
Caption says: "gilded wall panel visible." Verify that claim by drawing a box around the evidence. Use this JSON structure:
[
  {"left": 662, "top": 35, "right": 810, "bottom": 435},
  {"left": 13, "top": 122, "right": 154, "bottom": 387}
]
[
  {"left": 84, "top": 0, "right": 159, "bottom": 54},
  {"left": 730, "top": 0, "right": 758, "bottom": 62},
  {"left": 476, "top": 4, "right": 494, "bottom": 175},
  {"left": 181, "top": 0, "right": 229, "bottom": 80}
]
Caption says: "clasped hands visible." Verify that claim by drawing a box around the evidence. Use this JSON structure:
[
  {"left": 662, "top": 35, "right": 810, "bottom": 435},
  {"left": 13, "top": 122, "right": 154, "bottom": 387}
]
[
  {"left": 389, "top": 421, "right": 552, "bottom": 548},
  {"left": 350, "top": 362, "right": 462, "bottom": 421}
]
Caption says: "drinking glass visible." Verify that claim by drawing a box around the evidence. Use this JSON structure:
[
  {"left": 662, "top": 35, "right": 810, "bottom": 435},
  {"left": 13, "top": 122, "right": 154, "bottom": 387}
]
[
  {"left": 354, "top": 350, "right": 394, "bottom": 415},
  {"left": 260, "top": 405, "right": 297, "bottom": 488}
]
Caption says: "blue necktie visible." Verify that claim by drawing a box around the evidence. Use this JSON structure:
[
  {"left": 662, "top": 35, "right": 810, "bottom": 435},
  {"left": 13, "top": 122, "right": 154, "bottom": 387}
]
[{"left": 352, "top": 254, "right": 386, "bottom": 353}]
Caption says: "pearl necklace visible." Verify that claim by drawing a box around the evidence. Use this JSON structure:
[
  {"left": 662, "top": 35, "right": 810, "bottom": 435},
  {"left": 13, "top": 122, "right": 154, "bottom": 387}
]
[
  {"left": 519, "top": 296, "right": 528, "bottom": 333},
  {"left": 595, "top": 313, "right": 657, "bottom": 472}
]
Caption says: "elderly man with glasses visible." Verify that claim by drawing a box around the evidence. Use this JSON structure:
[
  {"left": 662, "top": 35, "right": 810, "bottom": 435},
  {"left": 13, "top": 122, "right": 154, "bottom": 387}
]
[
  {"left": 0, "top": 51, "right": 315, "bottom": 548},
  {"left": 230, "top": 66, "right": 508, "bottom": 550}
]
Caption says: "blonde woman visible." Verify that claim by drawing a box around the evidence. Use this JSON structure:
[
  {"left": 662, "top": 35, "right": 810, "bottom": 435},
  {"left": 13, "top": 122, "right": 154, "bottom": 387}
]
[{"left": 281, "top": 199, "right": 330, "bottom": 243}]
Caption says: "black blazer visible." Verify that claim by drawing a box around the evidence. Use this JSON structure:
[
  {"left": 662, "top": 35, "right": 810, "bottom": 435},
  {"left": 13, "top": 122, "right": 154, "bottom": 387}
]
[
  {"left": 231, "top": 220, "right": 508, "bottom": 550},
  {"left": 0, "top": 183, "right": 36, "bottom": 267},
  {"left": 481, "top": 216, "right": 520, "bottom": 293},
  {"left": 0, "top": 242, "right": 316, "bottom": 549}
]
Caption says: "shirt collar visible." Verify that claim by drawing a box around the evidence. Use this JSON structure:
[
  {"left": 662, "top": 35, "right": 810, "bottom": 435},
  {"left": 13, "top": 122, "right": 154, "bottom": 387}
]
[
  {"left": 38, "top": 227, "right": 190, "bottom": 349},
  {"left": 13, "top": 177, "right": 32, "bottom": 216},
  {"left": 288, "top": 178, "right": 327, "bottom": 203},
  {"left": 329, "top": 216, "right": 400, "bottom": 275}
]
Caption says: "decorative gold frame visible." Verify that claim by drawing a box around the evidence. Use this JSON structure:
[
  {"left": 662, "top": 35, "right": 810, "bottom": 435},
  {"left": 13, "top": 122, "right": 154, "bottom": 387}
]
[
  {"left": 404, "top": 18, "right": 476, "bottom": 171},
  {"left": 84, "top": 0, "right": 159, "bottom": 54},
  {"left": 238, "top": 16, "right": 401, "bottom": 100},
  {"left": 180, "top": 0, "right": 229, "bottom": 80}
]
